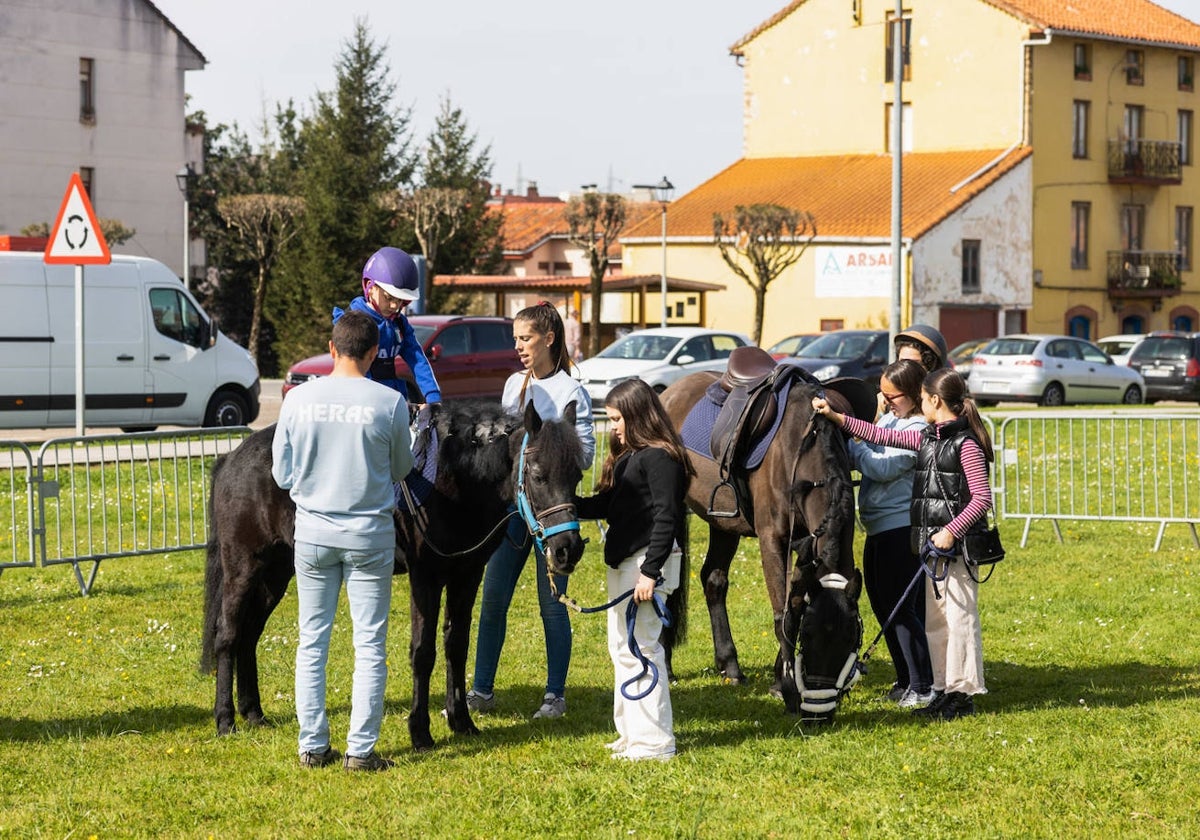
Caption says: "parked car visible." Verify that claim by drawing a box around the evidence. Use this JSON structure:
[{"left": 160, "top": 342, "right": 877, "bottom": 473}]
[
  {"left": 948, "top": 337, "right": 993, "bottom": 379},
  {"left": 576, "top": 327, "right": 751, "bottom": 404},
  {"left": 282, "top": 315, "right": 522, "bottom": 400},
  {"left": 966, "top": 334, "right": 1145, "bottom": 406},
  {"left": 767, "top": 332, "right": 823, "bottom": 360},
  {"left": 782, "top": 329, "right": 889, "bottom": 390},
  {"left": 1095, "top": 333, "right": 1145, "bottom": 366},
  {"left": 1125, "top": 331, "right": 1200, "bottom": 403}
]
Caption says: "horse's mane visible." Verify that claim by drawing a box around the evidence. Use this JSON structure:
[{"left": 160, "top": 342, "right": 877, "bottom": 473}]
[
  {"left": 791, "top": 383, "right": 856, "bottom": 573},
  {"left": 429, "top": 401, "right": 522, "bottom": 499}
]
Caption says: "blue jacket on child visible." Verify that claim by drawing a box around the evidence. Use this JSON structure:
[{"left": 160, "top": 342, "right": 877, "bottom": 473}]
[{"left": 333, "top": 297, "right": 442, "bottom": 404}]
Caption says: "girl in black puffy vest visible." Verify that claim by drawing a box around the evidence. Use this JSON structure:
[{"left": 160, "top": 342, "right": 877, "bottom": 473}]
[{"left": 813, "top": 369, "right": 993, "bottom": 721}]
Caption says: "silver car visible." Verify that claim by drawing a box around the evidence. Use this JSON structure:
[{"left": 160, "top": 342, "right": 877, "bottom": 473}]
[{"left": 966, "top": 334, "right": 1145, "bottom": 406}]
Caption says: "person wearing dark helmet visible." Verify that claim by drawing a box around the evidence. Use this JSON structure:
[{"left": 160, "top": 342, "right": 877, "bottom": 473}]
[
  {"left": 332, "top": 246, "right": 442, "bottom": 405},
  {"left": 894, "top": 324, "right": 948, "bottom": 374}
]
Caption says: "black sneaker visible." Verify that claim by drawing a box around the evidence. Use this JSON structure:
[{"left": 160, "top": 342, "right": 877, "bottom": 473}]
[
  {"left": 885, "top": 683, "right": 906, "bottom": 702},
  {"left": 298, "top": 746, "right": 340, "bottom": 768},
  {"left": 343, "top": 751, "right": 395, "bottom": 772},
  {"left": 912, "top": 690, "right": 949, "bottom": 718},
  {"left": 934, "top": 691, "right": 975, "bottom": 720}
]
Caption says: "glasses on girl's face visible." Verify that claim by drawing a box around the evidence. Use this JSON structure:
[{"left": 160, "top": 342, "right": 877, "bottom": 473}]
[{"left": 881, "top": 391, "right": 905, "bottom": 405}]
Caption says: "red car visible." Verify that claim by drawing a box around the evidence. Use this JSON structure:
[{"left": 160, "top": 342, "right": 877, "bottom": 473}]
[{"left": 281, "top": 314, "right": 522, "bottom": 401}]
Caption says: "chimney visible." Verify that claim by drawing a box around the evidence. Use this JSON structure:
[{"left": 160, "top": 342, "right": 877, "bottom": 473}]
[{"left": 526, "top": 181, "right": 539, "bottom": 198}]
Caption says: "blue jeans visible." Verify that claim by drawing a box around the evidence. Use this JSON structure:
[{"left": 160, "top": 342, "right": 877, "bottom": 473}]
[
  {"left": 472, "top": 513, "right": 572, "bottom": 697},
  {"left": 294, "top": 541, "right": 392, "bottom": 757}
]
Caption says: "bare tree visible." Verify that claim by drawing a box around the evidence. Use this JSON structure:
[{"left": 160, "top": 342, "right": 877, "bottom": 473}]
[
  {"left": 388, "top": 186, "right": 469, "bottom": 269},
  {"left": 217, "top": 194, "right": 305, "bottom": 364},
  {"left": 565, "top": 192, "right": 626, "bottom": 355},
  {"left": 713, "top": 204, "right": 817, "bottom": 346}
]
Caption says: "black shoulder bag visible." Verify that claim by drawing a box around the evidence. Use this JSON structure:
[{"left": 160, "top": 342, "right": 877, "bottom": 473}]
[{"left": 935, "top": 472, "right": 1004, "bottom": 583}]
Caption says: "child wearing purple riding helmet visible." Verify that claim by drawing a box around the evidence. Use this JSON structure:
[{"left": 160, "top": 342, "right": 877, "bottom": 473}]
[{"left": 333, "top": 246, "right": 442, "bottom": 406}]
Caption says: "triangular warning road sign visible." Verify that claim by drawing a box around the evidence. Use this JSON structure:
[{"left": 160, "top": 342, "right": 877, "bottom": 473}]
[{"left": 44, "top": 173, "right": 111, "bottom": 265}]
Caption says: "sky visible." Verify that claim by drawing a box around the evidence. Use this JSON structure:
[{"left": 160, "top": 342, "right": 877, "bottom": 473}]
[{"left": 154, "top": 0, "right": 1200, "bottom": 200}]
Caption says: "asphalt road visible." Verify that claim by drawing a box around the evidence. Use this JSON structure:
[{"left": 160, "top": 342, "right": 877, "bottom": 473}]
[{"left": 3, "top": 379, "right": 285, "bottom": 445}]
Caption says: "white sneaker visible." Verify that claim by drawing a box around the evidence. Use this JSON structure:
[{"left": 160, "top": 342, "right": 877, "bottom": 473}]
[
  {"left": 466, "top": 690, "right": 495, "bottom": 713},
  {"left": 532, "top": 693, "right": 566, "bottom": 719},
  {"left": 898, "top": 688, "right": 938, "bottom": 709}
]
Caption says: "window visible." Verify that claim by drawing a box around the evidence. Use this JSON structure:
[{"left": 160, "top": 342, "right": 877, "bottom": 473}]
[
  {"left": 1066, "top": 316, "right": 1091, "bottom": 339},
  {"left": 1122, "top": 204, "right": 1145, "bottom": 251},
  {"left": 149, "top": 288, "right": 203, "bottom": 347},
  {"left": 819, "top": 319, "right": 844, "bottom": 331},
  {"left": 470, "top": 322, "right": 513, "bottom": 353},
  {"left": 961, "top": 239, "right": 981, "bottom": 293},
  {"left": 1177, "top": 206, "right": 1193, "bottom": 271},
  {"left": 1173, "top": 313, "right": 1195, "bottom": 330},
  {"left": 1074, "top": 44, "right": 1091, "bottom": 80},
  {"left": 1126, "top": 49, "right": 1144, "bottom": 85},
  {"left": 1072, "top": 100, "right": 1090, "bottom": 158},
  {"left": 1124, "top": 105, "right": 1144, "bottom": 155},
  {"left": 1071, "top": 202, "right": 1090, "bottom": 269},
  {"left": 884, "top": 102, "right": 912, "bottom": 153},
  {"left": 434, "top": 325, "right": 469, "bottom": 357},
  {"left": 1121, "top": 315, "right": 1145, "bottom": 333},
  {"left": 79, "top": 57, "right": 95, "bottom": 122},
  {"left": 678, "top": 337, "right": 712, "bottom": 362},
  {"left": 710, "top": 335, "right": 742, "bottom": 359},
  {"left": 1180, "top": 56, "right": 1194, "bottom": 91},
  {"left": 1180, "top": 110, "right": 1193, "bottom": 166},
  {"left": 78, "top": 167, "right": 94, "bottom": 200},
  {"left": 884, "top": 12, "right": 912, "bottom": 83}
]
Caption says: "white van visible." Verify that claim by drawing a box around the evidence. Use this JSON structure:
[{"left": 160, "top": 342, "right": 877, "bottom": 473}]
[{"left": 0, "top": 250, "right": 260, "bottom": 430}]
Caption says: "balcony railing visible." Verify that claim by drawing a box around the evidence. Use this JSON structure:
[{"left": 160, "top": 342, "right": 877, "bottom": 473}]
[
  {"left": 1106, "top": 250, "right": 1183, "bottom": 301},
  {"left": 1107, "top": 139, "right": 1182, "bottom": 184}
]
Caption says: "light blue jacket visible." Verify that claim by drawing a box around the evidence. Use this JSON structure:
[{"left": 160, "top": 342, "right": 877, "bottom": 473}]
[{"left": 849, "top": 412, "right": 928, "bottom": 536}]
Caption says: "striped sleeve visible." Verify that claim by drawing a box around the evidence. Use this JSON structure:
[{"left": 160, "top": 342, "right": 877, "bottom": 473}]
[
  {"left": 946, "top": 438, "right": 993, "bottom": 538},
  {"left": 841, "top": 414, "right": 923, "bottom": 451}
]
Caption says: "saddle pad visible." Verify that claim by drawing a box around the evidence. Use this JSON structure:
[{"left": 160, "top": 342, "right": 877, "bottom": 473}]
[
  {"left": 680, "top": 377, "right": 792, "bottom": 471},
  {"left": 401, "top": 419, "right": 439, "bottom": 508}
]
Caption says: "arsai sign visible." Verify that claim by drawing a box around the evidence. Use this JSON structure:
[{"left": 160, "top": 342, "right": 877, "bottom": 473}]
[{"left": 814, "top": 246, "right": 891, "bottom": 299}]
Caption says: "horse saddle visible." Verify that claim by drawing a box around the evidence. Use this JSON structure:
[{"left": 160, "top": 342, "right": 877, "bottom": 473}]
[{"left": 706, "top": 347, "right": 822, "bottom": 519}]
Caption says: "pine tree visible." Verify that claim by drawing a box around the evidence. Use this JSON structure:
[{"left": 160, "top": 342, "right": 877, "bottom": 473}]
[{"left": 270, "top": 19, "right": 417, "bottom": 367}]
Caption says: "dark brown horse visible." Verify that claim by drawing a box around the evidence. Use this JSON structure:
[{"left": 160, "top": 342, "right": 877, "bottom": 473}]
[
  {"left": 200, "top": 400, "right": 585, "bottom": 750},
  {"left": 659, "top": 370, "right": 862, "bottom": 721}
]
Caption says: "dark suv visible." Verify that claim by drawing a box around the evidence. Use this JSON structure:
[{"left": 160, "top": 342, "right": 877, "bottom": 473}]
[
  {"left": 282, "top": 315, "right": 522, "bottom": 400},
  {"left": 1126, "top": 331, "right": 1200, "bottom": 403},
  {"left": 784, "top": 329, "right": 889, "bottom": 390}
]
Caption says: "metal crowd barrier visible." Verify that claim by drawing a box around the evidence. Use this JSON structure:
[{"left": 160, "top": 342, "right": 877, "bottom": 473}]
[
  {"left": 0, "top": 441, "right": 37, "bottom": 571},
  {"left": 1, "top": 427, "right": 251, "bottom": 595},
  {"left": 991, "top": 410, "right": 1200, "bottom": 551}
]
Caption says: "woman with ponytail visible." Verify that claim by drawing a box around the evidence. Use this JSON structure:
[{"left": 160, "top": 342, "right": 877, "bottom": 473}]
[
  {"left": 813, "top": 368, "right": 993, "bottom": 721},
  {"left": 468, "top": 303, "right": 595, "bottom": 719}
]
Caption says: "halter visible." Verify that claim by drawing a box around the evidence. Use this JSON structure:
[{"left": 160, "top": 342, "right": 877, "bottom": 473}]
[
  {"left": 515, "top": 432, "right": 581, "bottom": 555},
  {"left": 792, "top": 572, "right": 865, "bottom": 716}
]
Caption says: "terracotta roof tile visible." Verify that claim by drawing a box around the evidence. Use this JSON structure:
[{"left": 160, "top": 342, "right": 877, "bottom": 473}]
[
  {"left": 622, "top": 148, "right": 1033, "bottom": 242},
  {"left": 491, "top": 201, "right": 664, "bottom": 256},
  {"left": 733, "top": 1, "right": 1200, "bottom": 54},
  {"left": 984, "top": 0, "right": 1200, "bottom": 49}
]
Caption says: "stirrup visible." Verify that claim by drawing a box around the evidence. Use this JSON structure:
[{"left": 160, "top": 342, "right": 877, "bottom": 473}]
[{"left": 707, "top": 479, "right": 740, "bottom": 518}]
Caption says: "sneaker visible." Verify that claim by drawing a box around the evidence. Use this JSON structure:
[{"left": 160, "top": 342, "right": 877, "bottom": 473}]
[
  {"left": 897, "top": 688, "right": 938, "bottom": 709},
  {"left": 912, "top": 690, "right": 948, "bottom": 718},
  {"left": 532, "top": 693, "right": 566, "bottom": 719},
  {"left": 343, "top": 751, "right": 394, "bottom": 772},
  {"left": 298, "top": 746, "right": 340, "bottom": 769},
  {"left": 466, "top": 689, "right": 495, "bottom": 713},
  {"left": 612, "top": 750, "right": 675, "bottom": 762},
  {"left": 934, "top": 691, "right": 976, "bottom": 720},
  {"left": 885, "top": 683, "right": 906, "bottom": 702}
]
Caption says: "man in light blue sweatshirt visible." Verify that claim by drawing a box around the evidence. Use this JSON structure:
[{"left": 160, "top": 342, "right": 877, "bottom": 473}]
[{"left": 272, "top": 310, "right": 414, "bottom": 772}]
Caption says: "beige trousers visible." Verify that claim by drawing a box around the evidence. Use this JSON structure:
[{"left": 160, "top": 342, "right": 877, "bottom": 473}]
[{"left": 924, "top": 558, "right": 986, "bottom": 695}]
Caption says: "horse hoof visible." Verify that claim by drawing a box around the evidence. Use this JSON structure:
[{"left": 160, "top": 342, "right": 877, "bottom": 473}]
[
  {"left": 768, "top": 683, "right": 785, "bottom": 700},
  {"left": 412, "top": 736, "right": 436, "bottom": 753}
]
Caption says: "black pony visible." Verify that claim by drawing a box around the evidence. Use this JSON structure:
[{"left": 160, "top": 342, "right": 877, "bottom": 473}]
[
  {"left": 659, "top": 371, "right": 862, "bottom": 721},
  {"left": 200, "top": 400, "right": 585, "bottom": 751}
]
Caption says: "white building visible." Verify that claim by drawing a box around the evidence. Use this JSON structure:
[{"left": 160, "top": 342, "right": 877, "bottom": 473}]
[{"left": 0, "top": 0, "right": 204, "bottom": 277}]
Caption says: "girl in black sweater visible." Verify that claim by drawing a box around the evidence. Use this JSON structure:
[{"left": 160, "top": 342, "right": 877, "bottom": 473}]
[{"left": 576, "top": 379, "right": 692, "bottom": 760}]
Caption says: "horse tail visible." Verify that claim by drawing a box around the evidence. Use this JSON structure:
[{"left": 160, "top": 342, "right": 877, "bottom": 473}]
[
  {"left": 199, "top": 454, "right": 227, "bottom": 676},
  {"left": 665, "top": 518, "right": 690, "bottom": 647}
]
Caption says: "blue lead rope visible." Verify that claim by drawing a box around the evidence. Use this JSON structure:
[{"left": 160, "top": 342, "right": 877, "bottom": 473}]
[{"left": 559, "top": 586, "right": 672, "bottom": 701}]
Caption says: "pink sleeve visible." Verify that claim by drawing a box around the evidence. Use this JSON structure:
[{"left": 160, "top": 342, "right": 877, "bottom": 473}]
[
  {"left": 842, "top": 414, "right": 922, "bottom": 450},
  {"left": 946, "top": 439, "right": 993, "bottom": 538}
]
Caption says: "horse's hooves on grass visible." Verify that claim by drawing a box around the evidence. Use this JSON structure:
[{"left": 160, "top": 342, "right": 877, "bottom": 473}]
[
  {"left": 768, "top": 683, "right": 784, "bottom": 700},
  {"left": 411, "top": 738, "right": 436, "bottom": 753}
]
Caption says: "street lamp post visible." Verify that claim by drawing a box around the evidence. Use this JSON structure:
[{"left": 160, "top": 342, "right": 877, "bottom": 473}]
[
  {"left": 634, "top": 176, "right": 674, "bottom": 327},
  {"left": 175, "top": 163, "right": 196, "bottom": 289}
]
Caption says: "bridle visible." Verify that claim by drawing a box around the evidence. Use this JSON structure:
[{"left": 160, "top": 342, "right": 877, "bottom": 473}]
[
  {"left": 793, "top": 571, "right": 864, "bottom": 716},
  {"left": 515, "top": 432, "right": 581, "bottom": 556}
]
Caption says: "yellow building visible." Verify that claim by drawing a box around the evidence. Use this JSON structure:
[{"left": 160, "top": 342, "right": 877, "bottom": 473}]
[{"left": 623, "top": 0, "right": 1200, "bottom": 348}]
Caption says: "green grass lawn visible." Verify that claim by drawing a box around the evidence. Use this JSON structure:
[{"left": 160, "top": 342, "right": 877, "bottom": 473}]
[{"left": 1, "top": 517, "right": 1199, "bottom": 838}]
